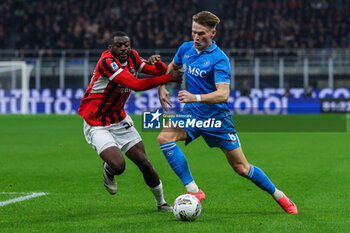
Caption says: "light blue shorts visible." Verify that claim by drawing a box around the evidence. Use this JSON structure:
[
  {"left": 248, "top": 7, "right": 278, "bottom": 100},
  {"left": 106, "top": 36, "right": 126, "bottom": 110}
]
[{"left": 170, "top": 110, "right": 240, "bottom": 151}]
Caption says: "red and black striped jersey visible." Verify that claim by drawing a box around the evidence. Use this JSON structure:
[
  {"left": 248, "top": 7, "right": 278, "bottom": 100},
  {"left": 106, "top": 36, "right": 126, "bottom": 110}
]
[{"left": 78, "top": 49, "right": 168, "bottom": 126}]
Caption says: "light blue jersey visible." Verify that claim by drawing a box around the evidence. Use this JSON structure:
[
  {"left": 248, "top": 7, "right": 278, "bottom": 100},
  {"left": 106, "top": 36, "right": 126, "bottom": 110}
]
[
  {"left": 171, "top": 40, "right": 238, "bottom": 150},
  {"left": 174, "top": 41, "right": 231, "bottom": 119}
]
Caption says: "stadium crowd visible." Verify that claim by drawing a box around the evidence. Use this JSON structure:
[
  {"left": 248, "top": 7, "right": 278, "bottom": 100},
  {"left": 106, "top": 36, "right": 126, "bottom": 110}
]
[
  {"left": 0, "top": 0, "right": 349, "bottom": 50},
  {"left": 217, "top": 0, "right": 350, "bottom": 49},
  {"left": 0, "top": 0, "right": 198, "bottom": 50}
]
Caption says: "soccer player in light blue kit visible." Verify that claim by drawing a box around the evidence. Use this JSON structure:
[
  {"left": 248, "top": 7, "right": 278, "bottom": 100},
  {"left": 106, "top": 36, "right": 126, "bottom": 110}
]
[{"left": 157, "top": 11, "right": 298, "bottom": 214}]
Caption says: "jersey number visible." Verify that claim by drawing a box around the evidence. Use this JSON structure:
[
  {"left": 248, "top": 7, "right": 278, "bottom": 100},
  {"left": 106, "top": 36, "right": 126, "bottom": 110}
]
[
  {"left": 229, "top": 133, "right": 236, "bottom": 142},
  {"left": 123, "top": 122, "right": 133, "bottom": 130}
]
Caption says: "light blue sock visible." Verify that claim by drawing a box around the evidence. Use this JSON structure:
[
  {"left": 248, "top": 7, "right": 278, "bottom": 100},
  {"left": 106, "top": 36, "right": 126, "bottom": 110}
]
[
  {"left": 247, "top": 164, "right": 276, "bottom": 194},
  {"left": 160, "top": 142, "right": 194, "bottom": 185}
]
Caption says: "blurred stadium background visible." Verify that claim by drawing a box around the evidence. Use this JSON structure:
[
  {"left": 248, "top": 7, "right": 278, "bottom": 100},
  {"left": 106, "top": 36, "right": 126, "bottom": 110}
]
[{"left": 0, "top": 0, "right": 350, "bottom": 115}]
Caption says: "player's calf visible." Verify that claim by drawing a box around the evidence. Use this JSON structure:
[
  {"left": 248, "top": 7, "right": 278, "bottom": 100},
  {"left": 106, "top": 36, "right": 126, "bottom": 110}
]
[
  {"left": 232, "top": 163, "right": 250, "bottom": 177},
  {"left": 246, "top": 164, "right": 276, "bottom": 194}
]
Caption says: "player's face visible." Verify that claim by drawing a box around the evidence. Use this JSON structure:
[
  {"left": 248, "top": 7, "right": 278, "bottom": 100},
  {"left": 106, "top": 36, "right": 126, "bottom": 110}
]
[
  {"left": 192, "top": 22, "right": 216, "bottom": 51},
  {"left": 110, "top": 36, "right": 131, "bottom": 62}
]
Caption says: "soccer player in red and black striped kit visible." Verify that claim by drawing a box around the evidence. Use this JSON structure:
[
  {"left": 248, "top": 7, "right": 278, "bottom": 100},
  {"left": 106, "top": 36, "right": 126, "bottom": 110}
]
[{"left": 78, "top": 31, "right": 182, "bottom": 212}]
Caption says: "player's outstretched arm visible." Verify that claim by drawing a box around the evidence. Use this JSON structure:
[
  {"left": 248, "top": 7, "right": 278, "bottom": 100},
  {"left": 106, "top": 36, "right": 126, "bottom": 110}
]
[
  {"left": 178, "top": 83, "right": 230, "bottom": 104},
  {"left": 112, "top": 68, "right": 182, "bottom": 92},
  {"left": 141, "top": 55, "right": 168, "bottom": 76},
  {"left": 159, "top": 61, "right": 182, "bottom": 111}
]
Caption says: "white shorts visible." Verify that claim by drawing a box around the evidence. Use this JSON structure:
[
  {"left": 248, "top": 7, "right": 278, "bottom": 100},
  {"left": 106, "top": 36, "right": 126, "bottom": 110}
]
[{"left": 83, "top": 115, "right": 142, "bottom": 155}]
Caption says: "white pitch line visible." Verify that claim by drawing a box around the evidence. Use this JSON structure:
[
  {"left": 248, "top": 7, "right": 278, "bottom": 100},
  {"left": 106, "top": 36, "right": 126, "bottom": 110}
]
[
  {"left": 0, "top": 192, "right": 48, "bottom": 207},
  {"left": 0, "top": 192, "right": 38, "bottom": 195}
]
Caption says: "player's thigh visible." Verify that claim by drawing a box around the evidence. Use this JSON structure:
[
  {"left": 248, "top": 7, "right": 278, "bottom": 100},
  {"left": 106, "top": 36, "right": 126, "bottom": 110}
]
[
  {"left": 100, "top": 146, "right": 126, "bottom": 171},
  {"left": 83, "top": 120, "right": 119, "bottom": 155},
  {"left": 158, "top": 112, "right": 200, "bottom": 143},
  {"left": 109, "top": 115, "right": 142, "bottom": 154},
  {"left": 158, "top": 124, "right": 189, "bottom": 143},
  {"left": 83, "top": 121, "right": 125, "bottom": 168}
]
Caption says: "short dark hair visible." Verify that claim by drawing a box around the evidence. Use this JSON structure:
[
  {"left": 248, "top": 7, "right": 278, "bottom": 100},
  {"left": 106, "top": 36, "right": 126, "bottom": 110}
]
[
  {"left": 110, "top": 31, "right": 130, "bottom": 43},
  {"left": 192, "top": 11, "right": 220, "bottom": 29}
]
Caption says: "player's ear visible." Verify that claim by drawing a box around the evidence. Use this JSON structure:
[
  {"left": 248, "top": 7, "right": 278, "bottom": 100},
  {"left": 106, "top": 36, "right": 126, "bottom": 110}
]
[{"left": 211, "top": 29, "right": 216, "bottom": 38}]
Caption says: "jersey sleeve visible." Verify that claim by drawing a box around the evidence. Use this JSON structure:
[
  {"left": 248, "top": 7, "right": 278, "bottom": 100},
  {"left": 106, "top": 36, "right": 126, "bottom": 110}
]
[
  {"left": 214, "top": 57, "right": 231, "bottom": 84},
  {"left": 111, "top": 69, "right": 172, "bottom": 92},
  {"left": 98, "top": 57, "right": 123, "bottom": 79},
  {"left": 131, "top": 50, "right": 145, "bottom": 71},
  {"left": 140, "top": 61, "right": 167, "bottom": 76},
  {"left": 130, "top": 49, "right": 167, "bottom": 75},
  {"left": 173, "top": 42, "right": 187, "bottom": 67}
]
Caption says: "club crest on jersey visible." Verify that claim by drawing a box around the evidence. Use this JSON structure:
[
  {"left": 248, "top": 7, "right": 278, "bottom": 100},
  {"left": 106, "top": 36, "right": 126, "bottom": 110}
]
[
  {"left": 129, "top": 67, "right": 136, "bottom": 76},
  {"left": 203, "top": 60, "right": 210, "bottom": 67},
  {"left": 111, "top": 62, "right": 119, "bottom": 71}
]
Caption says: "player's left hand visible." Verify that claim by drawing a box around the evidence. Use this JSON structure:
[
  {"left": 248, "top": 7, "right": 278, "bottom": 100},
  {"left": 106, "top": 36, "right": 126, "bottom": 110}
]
[
  {"left": 145, "top": 55, "right": 161, "bottom": 65},
  {"left": 178, "top": 90, "right": 196, "bottom": 103}
]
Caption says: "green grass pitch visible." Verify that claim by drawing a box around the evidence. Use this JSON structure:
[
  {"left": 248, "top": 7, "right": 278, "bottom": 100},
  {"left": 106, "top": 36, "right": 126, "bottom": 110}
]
[{"left": 0, "top": 114, "right": 349, "bottom": 233}]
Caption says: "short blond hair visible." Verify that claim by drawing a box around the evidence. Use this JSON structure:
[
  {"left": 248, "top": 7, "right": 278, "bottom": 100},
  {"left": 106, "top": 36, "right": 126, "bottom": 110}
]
[{"left": 192, "top": 11, "right": 220, "bottom": 29}]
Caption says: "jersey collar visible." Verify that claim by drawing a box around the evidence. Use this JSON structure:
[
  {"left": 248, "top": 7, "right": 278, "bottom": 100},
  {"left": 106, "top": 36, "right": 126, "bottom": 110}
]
[
  {"left": 206, "top": 41, "right": 217, "bottom": 53},
  {"left": 193, "top": 40, "right": 217, "bottom": 54}
]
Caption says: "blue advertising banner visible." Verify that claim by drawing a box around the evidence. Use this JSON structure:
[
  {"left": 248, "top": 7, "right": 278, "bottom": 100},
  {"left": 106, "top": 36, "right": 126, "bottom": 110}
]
[{"left": 0, "top": 88, "right": 349, "bottom": 114}]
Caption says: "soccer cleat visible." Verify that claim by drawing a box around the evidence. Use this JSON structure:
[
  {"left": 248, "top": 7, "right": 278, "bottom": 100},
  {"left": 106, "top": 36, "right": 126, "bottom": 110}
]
[
  {"left": 187, "top": 189, "right": 206, "bottom": 202},
  {"left": 157, "top": 203, "right": 173, "bottom": 212},
  {"left": 103, "top": 162, "right": 117, "bottom": 195},
  {"left": 276, "top": 192, "right": 298, "bottom": 214}
]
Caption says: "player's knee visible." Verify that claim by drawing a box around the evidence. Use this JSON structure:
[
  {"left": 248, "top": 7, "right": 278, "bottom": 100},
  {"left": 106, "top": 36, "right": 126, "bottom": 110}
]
[
  {"left": 109, "top": 160, "right": 126, "bottom": 175},
  {"left": 157, "top": 132, "right": 172, "bottom": 144},
  {"left": 233, "top": 164, "right": 249, "bottom": 177}
]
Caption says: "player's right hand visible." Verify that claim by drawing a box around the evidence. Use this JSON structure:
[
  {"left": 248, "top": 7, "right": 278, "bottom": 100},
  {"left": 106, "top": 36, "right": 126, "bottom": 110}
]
[
  {"left": 145, "top": 55, "right": 161, "bottom": 65},
  {"left": 169, "top": 69, "right": 183, "bottom": 83},
  {"left": 158, "top": 85, "right": 172, "bottom": 112}
]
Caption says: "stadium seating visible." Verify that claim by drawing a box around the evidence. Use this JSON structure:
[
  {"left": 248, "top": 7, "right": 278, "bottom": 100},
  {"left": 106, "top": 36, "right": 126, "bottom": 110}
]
[{"left": 1, "top": 0, "right": 350, "bottom": 50}]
